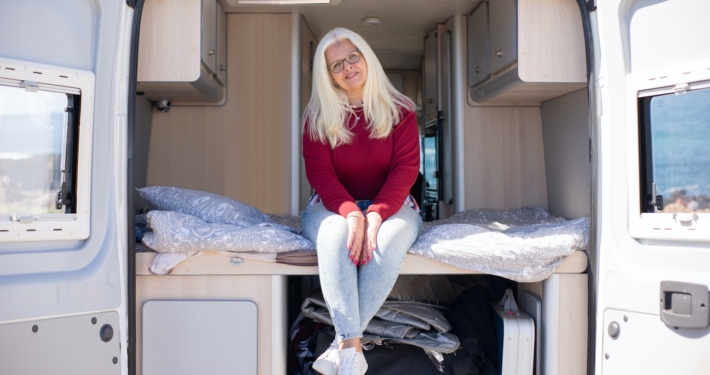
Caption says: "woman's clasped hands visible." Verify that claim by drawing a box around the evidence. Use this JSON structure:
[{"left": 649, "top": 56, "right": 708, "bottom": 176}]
[{"left": 345, "top": 210, "right": 382, "bottom": 266}]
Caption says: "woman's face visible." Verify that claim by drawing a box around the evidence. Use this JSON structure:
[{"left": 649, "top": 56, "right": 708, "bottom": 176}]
[{"left": 325, "top": 39, "right": 368, "bottom": 99}]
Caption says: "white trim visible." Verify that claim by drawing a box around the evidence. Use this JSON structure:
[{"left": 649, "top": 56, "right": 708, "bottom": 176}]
[{"left": 0, "top": 57, "right": 95, "bottom": 242}]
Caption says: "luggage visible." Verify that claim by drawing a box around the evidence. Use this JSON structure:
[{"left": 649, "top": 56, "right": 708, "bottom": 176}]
[{"left": 493, "top": 289, "right": 535, "bottom": 375}]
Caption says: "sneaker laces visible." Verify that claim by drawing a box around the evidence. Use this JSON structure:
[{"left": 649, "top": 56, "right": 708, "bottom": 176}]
[{"left": 338, "top": 355, "right": 358, "bottom": 375}]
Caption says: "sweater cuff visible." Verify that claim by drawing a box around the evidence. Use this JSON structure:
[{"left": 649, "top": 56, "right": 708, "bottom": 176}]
[
  {"left": 337, "top": 201, "right": 361, "bottom": 218},
  {"left": 366, "top": 203, "right": 393, "bottom": 221}
]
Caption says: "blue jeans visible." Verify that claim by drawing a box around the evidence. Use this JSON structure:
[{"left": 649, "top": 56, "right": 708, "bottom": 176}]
[{"left": 301, "top": 202, "right": 423, "bottom": 343}]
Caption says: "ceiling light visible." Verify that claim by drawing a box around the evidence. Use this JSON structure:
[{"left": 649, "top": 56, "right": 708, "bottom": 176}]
[
  {"left": 364, "top": 17, "right": 381, "bottom": 26},
  {"left": 237, "top": 0, "right": 329, "bottom": 4}
]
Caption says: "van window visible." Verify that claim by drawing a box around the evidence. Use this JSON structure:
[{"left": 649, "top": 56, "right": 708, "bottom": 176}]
[
  {"left": 639, "top": 87, "right": 710, "bottom": 213},
  {"left": 0, "top": 85, "right": 78, "bottom": 216}
]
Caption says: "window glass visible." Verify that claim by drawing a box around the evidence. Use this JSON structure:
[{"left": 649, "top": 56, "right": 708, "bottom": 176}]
[
  {"left": 0, "top": 85, "right": 68, "bottom": 215},
  {"left": 423, "top": 136, "right": 438, "bottom": 192},
  {"left": 645, "top": 87, "right": 710, "bottom": 213}
]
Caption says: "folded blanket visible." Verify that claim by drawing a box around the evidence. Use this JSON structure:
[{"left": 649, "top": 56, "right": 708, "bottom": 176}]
[{"left": 301, "top": 290, "right": 460, "bottom": 354}]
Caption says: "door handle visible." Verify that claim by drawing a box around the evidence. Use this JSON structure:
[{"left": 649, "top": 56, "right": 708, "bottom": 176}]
[{"left": 659, "top": 281, "right": 709, "bottom": 328}]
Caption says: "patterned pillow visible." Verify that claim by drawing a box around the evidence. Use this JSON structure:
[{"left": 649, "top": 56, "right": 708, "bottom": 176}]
[
  {"left": 137, "top": 186, "right": 271, "bottom": 228},
  {"left": 142, "top": 210, "right": 315, "bottom": 253}
]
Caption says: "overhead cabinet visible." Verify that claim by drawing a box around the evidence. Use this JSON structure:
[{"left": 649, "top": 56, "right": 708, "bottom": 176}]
[
  {"left": 137, "top": 0, "right": 227, "bottom": 103},
  {"left": 467, "top": 0, "right": 586, "bottom": 103}
]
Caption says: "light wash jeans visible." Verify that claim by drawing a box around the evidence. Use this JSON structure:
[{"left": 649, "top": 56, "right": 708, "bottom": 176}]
[{"left": 301, "top": 202, "right": 423, "bottom": 343}]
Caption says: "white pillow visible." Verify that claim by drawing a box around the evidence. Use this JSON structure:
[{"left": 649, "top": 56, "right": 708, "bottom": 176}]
[
  {"left": 143, "top": 210, "right": 315, "bottom": 253},
  {"left": 137, "top": 186, "right": 271, "bottom": 228}
]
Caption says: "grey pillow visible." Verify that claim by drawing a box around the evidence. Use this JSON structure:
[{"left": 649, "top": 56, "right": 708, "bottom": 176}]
[
  {"left": 137, "top": 186, "right": 271, "bottom": 228},
  {"left": 143, "top": 210, "right": 315, "bottom": 253}
]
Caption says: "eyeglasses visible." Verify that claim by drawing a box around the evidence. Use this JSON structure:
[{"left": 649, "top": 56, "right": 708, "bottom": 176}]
[{"left": 327, "top": 50, "right": 361, "bottom": 73}]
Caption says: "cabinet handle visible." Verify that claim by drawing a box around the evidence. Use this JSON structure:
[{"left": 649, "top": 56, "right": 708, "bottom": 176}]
[
  {"left": 495, "top": 50, "right": 503, "bottom": 58},
  {"left": 220, "top": 65, "right": 227, "bottom": 72},
  {"left": 209, "top": 49, "right": 215, "bottom": 56},
  {"left": 427, "top": 98, "right": 434, "bottom": 104},
  {"left": 475, "top": 66, "right": 480, "bottom": 74}
]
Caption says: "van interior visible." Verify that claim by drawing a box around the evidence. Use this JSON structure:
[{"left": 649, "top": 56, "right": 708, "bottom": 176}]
[{"left": 132, "top": 0, "right": 591, "bottom": 374}]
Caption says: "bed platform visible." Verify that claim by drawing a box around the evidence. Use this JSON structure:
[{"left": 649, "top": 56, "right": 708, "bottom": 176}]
[{"left": 135, "top": 250, "right": 588, "bottom": 276}]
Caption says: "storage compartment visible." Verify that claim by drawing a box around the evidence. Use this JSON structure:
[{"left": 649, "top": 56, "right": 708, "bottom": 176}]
[
  {"left": 137, "top": 0, "right": 227, "bottom": 104},
  {"left": 142, "top": 301, "right": 257, "bottom": 375},
  {"left": 467, "top": 0, "right": 587, "bottom": 103}
]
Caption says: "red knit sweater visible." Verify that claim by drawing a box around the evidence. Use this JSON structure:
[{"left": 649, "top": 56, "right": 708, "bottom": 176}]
[{"left": 303, "top": 109, "right": 420, "bottom": 221}]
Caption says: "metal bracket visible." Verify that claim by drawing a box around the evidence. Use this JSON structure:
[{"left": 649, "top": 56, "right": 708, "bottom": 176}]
[{"left": 660, "top": 281, "right": 709, "bottom": 328}]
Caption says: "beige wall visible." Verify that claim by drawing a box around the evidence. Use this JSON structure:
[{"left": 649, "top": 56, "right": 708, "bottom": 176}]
[
  {"left": 463, "top": 105, "right": 548, "bottom": 210},
  {"left": 147, "top": 14, "right": 294, "bottom": 214},
  {"left": 541, "top": 88, "right": 590, "bottom": 219}
]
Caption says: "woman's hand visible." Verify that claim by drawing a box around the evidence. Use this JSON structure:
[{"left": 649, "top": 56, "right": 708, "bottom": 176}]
[
  {"left": 360, "top": 211, "right": 382, "bottom": 265},
  {"left": 346, "top": 212, "right": 366, "bottom": 265}
]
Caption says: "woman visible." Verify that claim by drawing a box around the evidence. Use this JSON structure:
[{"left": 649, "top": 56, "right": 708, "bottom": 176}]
[{"left": 300, "top": 28, "right": 423, "bottom": 375}]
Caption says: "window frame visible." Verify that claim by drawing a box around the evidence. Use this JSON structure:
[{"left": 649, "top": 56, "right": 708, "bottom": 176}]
[
  {"left": 626, "top": 64, "right": 710, "bottom": 241},
  {"left": 0, "top": 58, "right": 94, "bottom": 242}
]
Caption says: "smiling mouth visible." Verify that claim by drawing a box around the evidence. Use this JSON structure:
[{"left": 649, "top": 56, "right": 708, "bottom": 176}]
[{"left": 345, "top": 71, "right": 359, "bottom": 80}]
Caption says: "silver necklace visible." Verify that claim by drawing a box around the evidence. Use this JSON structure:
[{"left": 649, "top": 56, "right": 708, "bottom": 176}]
[{"left": 350, "top": 102, "right": 364, "bottom": 121}]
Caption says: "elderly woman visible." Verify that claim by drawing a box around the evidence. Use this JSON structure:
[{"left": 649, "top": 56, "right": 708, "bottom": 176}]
[{"left": 300, "top": 28, "right": 423, "bottom": 375}]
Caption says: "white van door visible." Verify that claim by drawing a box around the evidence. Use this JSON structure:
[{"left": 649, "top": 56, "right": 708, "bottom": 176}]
[
  {"left": 593, "top": 0, "right": 710, "bottom": 374},
  {"left": 0, "top": 1, "right": 135, "bottom": 374}
]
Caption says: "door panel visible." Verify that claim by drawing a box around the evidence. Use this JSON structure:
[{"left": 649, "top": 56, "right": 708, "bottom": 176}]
[
  {"left": 0, "top": 311, "right": 121, "bottom": 375},
  {"left": 594, "top": 0, "right": 710, "bottom": 373},
  {"left": 0, "top": 0, "right": 128, "bottom": 322},
  {"left": 602, "top": 309, "right": 710, "bottom": 373},
  {"left": 0, "top": 0, "right": 131, "bottom": 373}
]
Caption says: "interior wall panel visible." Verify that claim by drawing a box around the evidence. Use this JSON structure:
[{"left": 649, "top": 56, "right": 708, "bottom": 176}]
[
  {"left": 541, "top": 88, "right": 589, "bottom": 219},
  {"left": 463, "top": 106, "right": 548, "bottom": 210},
  {"left": 147, "top": 14, "right": 293, "bottom": 214}
]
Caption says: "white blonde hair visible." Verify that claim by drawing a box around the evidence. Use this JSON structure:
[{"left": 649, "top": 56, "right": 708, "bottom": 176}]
[{"left": 303, "top": 28, "right": 415, "bottom": 148}]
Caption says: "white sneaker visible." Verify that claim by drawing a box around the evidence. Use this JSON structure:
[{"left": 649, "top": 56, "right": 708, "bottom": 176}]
[
  {"left": 312, "top": 339, "right": 339, "bottom": 375},
  {"left": 337, "top": 348, "right": 368, "bottom": 375}
]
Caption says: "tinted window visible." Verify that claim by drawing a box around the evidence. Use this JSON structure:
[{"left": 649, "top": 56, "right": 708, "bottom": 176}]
[{"left": 640, "top": 87, "right": 710, "bottom": 213}]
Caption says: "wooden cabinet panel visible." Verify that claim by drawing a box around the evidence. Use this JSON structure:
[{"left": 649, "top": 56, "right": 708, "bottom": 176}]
[
  {"left": 215, "top": 3, "right": 227, "bottom": 86},
  {"left": 467, "top": 1, "right": 490, "bottom": 87},
  {"left": 423, "top": 30, "right": 438, "bottom": 116},
  {"left": 201, "top": 0, "right": 217, "bottom": 75},
  {"left": 488, "top": 0, "right": 517, "bottom": 74}
]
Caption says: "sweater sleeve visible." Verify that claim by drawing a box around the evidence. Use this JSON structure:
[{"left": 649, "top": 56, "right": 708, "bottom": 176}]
[
  {"left": 367, "top": 110, "right": 420, "bottom": 221},
  {"left": 302, "top": 123, "right": 361, "bottom": 217}
]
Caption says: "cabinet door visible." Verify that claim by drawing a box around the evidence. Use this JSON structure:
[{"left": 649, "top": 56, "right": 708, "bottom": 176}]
[
  {"left": 215, "top": 2, "right": 227, "bottom": 86},
  {"left": 201, "top": 0, "right": 217, "bottom": 75},
  {"left": 467, "top": 2, "right": 490, "bottom": 87},
  {"left": 488, "top": 0, "right": 517, "bottom": 74},
  {"left": 423, "top": 31, "right": 438, "bottom": 116}
]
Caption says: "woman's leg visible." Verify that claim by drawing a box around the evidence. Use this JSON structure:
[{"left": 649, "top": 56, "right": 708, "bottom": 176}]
[
  {"left": 357, "top": 205, "right": 422, "bottom": 332},
  {"left": 301, "top": 203, "right": 363, "bottom": 344}
]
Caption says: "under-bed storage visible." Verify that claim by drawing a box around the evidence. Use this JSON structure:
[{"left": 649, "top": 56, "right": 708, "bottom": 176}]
[{"left": 135, "top": 260, "right": 587, "bottom": 375}]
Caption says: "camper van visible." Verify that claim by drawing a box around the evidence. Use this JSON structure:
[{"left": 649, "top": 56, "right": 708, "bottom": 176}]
[{"left": 1, "top": 0, "right": 709, "bottom": 374}]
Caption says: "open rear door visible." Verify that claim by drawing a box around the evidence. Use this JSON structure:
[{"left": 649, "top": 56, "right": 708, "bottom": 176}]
[
  {"left": 0, "top": 1, "right": 135, "bottom": 374},
  {"left": 593, "top": 0, "right": 710, "bottom": 373}
]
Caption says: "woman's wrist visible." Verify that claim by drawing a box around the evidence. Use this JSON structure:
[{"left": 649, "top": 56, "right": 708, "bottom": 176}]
[{"left": 346, "top": 211, "right": 365, "bottom": 219}]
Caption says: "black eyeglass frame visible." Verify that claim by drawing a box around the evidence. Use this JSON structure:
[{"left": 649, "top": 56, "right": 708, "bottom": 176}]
[{"left": 327, "top": 49, "right": 362, "bottom": 73}]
